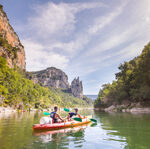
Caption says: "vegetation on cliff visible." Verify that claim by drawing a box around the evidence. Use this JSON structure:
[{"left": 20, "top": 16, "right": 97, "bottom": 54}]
[
  {"left": 0, "top": 56, "right": 92, "bottom": 109},
  {"left": 0, "top": 5, "right": 7, "bottom": 18},
  {"left": 0, "top": 4, "right": 26, "bottom": 70},
  {"left": 95, "top": 42, "right": 150, "bottom": 108},
  {"left": 27, "top": 67, "right": 70, "bottom": 89},
  {"left": 0, "top": 36, "right": 20, "bottom": 60},
  {"left": 49, "top": 88, "right": 93, "bottom": 107}
]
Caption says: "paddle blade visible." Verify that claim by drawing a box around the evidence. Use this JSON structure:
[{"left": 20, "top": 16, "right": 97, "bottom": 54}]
[
  {"left": 43, "top": 112, "right": 51, "bottom": 115},
  {"left": 90, "top": 123, "right": 97, "bottom": 127},
  {"left": 64, "top": 108, "right": 70, "bottom": 112},
  {"left": 73, "top": 117, "right": 82, "bottom": 122},
  {"left": 90, "top": 119, "right": 97, "bottom": 123}
]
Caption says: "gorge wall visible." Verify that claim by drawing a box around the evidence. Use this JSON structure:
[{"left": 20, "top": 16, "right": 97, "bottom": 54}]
[
  {"left": 71, "top": 77, "right": 83, "bottom": 98},
  {"left": 0, "top": 5, "right": 25, "bottom": 70},
  {"left": 28, "top": 67, "right": 83, "bottom": 98},
  {"left": 29, "top": 67, "right": 70, "bottom": 89},
  {"left": 0, "top": 5, "right": 83, "bottom": 99}
]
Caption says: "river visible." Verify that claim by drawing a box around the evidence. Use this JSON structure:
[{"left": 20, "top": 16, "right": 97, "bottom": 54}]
[{"left": 0, "top": 110, "right": 150, "bottom": 149}]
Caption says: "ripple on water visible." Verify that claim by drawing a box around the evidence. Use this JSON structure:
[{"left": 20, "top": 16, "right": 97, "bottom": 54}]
[{"left": 1, "top": 111, "right": 150, "bottom": 149}]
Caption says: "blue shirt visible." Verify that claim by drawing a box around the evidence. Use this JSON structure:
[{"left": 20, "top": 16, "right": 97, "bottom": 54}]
[
  {"left": 69, "top": 112, "right": 77, "bottom": 118},
  {"left": 50, "top": 112, "right": 58, "bottom": 123}
]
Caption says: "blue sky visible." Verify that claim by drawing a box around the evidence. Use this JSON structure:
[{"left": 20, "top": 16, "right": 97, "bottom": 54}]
[{"left": 1, "top": 0, "right": 150, "bottom": 94}]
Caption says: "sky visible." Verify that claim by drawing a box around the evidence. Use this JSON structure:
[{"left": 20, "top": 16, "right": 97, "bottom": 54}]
[{"left": 1, "top": 0, "right": 150, "bottom": 94}]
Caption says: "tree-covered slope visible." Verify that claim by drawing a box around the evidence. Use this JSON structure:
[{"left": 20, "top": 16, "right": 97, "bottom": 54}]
[
  {"left": 0, "top": 56, "right": 92, "bottom": 109},
  {"left": 49, "top": 87, "right": 93, "bottom": 107},
  {"left": 95, "top": 42, "right": 150, "bottom": 108}
]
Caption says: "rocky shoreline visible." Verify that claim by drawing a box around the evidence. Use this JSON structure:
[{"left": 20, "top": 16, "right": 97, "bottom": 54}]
[
  {"left": 95, "top": 102, "right": 150, "bottom": 113},
  {"left": 0, "top": 107, "right": 17, "bottom": 113},
  {"left": 0, "top": 106, "right": 46, "bottom": 113},
  {"left": 0, "top": 106, "right": 93, "bottom": 113}
]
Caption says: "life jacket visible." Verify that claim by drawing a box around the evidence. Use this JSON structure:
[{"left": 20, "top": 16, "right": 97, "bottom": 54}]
[
  {"left": 69, "top": 112, "right": 77, "bottom": 118},
  {"left": 50, "top": 112, "right": 57, "bottom": 123}
]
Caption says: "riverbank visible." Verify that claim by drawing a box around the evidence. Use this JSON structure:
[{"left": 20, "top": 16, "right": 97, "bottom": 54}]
[
  {"left": 0, "top": 107, "right": 17, "bottom": 113},
  {"left": 0, "top": 106, "right": 94, "bottom": 113},
  {"left": 95, "top": 102, "right": 150, "bottom": 113}
]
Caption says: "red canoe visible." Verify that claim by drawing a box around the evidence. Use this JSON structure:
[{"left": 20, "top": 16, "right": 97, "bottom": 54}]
[{"left": 33, "top": 118, "right": 91, "bottom": 131}]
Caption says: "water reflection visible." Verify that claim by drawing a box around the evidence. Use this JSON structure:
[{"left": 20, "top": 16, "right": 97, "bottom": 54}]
[
  {"left": 33, "top": 124, "right": 89, "bottom": 146},
  {"left": 0, "top": 111, "right": 150, "bottom": 149},
  {"left": 95, "top": 111, "right": 150, "bottom": 149}
]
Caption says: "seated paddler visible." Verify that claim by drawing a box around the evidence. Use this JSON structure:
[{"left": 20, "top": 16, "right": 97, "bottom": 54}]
[
  {"left": 50, "top": 106, "right": 64, "bottom": 123},
  {"left": 67, "top": 108, "right": 81, "bottom": 121}
]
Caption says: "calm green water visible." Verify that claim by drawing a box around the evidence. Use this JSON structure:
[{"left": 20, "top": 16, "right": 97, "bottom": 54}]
[{"left": 0, "top": 110, "right": 150, "bottom": 149}]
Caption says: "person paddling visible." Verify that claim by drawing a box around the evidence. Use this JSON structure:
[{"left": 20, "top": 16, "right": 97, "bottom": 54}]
[
  {"left": 68, "top": 108, "right": 81, "bottom": 121},
  {"left": 50, "top": 106, "right": 64, "bottom": 123}
]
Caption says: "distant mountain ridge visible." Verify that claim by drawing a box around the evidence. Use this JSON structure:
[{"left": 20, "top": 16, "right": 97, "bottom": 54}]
[
  {"left": 85, "top": 95, "right": 97, "bottom": 100},
  {"left": 27, "top": 67, "right": 84, "bottom": 98}
]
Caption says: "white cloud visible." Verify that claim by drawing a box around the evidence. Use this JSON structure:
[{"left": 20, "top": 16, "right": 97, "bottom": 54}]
[
  {"left": 55, "top": 0, "right": 128, "bottom": 58},
  {"left": 116, "top": 40, "right": 149, "bottom": 60},
  {"left": 22, "top": 39, "right": 69, "bottom": 71},
  {"left": 85, "top": 25, "right": 143, "bottom": 58},
  {"left": 48, "top": 33, "right": 90, "bottom": 56},
  {"left": 88, "top": 0, "right": 127, "bottom": 34},
  {"left": 47, "top": 1, "right": 127, "bottom": 57},
  {"left": 85, "top": 30, "right": 131, "bottom": 57},
  {"left": 18, "top": 0, "right": 150, "bottom": 94},
  {"left": 85, "top": 0, "right": 150, "bottom": 58},
  {"left": 28, "top": 2, "right": 104, "bottom": 38},
  {"left": 89, "top": 36, "right": 150, "bottom": 69}
]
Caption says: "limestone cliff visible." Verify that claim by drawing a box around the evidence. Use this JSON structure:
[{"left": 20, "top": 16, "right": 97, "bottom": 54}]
[
  {"left": 0, "top": 5, "right": 25, "bottom": 69},
  {"left": 71, "top": 77, "right": 83, "bottom": 98},
  {"left": 28, "top": 68, "right": 84, "bottom": 98},
  {"left": 29, "top": 67, "right": 70, "bottom": 89}
]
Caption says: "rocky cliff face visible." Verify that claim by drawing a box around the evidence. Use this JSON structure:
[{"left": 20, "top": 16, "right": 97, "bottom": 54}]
[
  {"left": 71, "top": 77, "right": 83, "bottom": 98},
  {"left": 0, "top": 5, "right": 25, "bottom": 69},
  {"left": 29, "top": 68, "right": 84, "bottom": 98},
  {"left": 29, "top": 67, "right": 70, "bottom": 89}
]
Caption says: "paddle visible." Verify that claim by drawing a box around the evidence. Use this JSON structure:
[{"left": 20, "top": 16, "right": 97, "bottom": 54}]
[
  {"left": 90, "top": 118, "right": 97, "bottom": 123},
  {"left": 90, "top": 123, "right": 97, "bottom": 127},
  {"left": 64, "top": 108, "right": 82, "bottom": 122},
  {"left": 43, "top": 110, "right": 82, "bottom": 122},
  {"left": 73, "top": 117, "right": 82, "bottom": 122},
  {"left": 43, "top": 112, "right": 51, "bottom": 115},
  {"left": 64, "top": 108, "right": 70, "bottom": 112},
  {"left": 44, "top": 108, "right": 70, "bottom": 115},
  {"left": 63, "top": 108, "right": 97, "bottom": 123}
]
